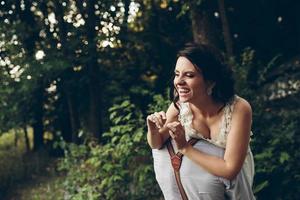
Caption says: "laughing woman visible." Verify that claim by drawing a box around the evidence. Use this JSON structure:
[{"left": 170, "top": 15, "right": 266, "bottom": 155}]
[{"left": 147, "top": 43, "right": 255, "bottom": 200}]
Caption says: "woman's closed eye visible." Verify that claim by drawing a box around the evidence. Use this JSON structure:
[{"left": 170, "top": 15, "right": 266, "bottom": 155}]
[
  {"left": 185, "top": 72, "right": 194, "bottom": 78},
  {"left": 174, "top": 71, "right": 195, "bottom": 78}
]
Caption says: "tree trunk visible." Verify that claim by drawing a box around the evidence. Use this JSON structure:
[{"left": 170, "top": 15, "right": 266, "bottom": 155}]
[
  {"left": 86, "top": 0, "right": 102, "bottom": 139},
  {"left": 14, "top": 129, "right": 18, "bottom": 147},
  {"left": 32, "top": 84, "right": 44, "bottom": 151},
  {"left": 23, "top": 126, "right": 30, "bottom": 152},
  {"left": 141, "top": 0, "right": 175, "bottom": 94},
  {"left": 190, "top": 1, "right": 221, "bottom": 48},
  {"left": 296, "top": 1, "right": 300, "bottom": 52},
  {"left": 66, "top": 90, "right": 80, "bottom": 143},
  {"left": 119, "top": 0, "right": 130, "bottom": 41},
  {"left": 55, "top": 0, "right": 80, "bottom": 143},
  {"left": 218, "top": 0, "right": 233, "bottom": 57},
  {"left": 17, "top": 0, "right": 45, "bottom": 151},
  {"left": 20, "top": 0, "right": 39, "bottom": 55}
]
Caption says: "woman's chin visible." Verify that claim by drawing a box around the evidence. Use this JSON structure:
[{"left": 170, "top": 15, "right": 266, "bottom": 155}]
[{"left": 179, "top": 96, "right": 191, "bottom": 102}]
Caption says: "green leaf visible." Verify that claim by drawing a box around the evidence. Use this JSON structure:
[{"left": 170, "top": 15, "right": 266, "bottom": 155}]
[
  {"left": 279, "top": 152, "right": 290, "bottom": 164},
  {"left": 254, "top": 180, "right": 269, "bottom": 193}
]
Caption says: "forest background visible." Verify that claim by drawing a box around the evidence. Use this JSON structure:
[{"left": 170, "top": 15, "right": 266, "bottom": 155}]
[{"left": 0, "top": 0, "right": 299, "bottom": 199}]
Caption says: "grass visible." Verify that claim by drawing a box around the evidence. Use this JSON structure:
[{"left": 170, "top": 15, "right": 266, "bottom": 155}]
[
  {"left": 0, "top": 128, "right": 65, "bottom": 200},
  {"left": 0, "top": 131, "right": 27, "bottom": 197},
  {"left": 4, "top": 162, "right": 65, "bottom": 200}
]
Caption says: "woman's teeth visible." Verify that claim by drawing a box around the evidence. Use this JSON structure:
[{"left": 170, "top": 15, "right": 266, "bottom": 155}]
[{"left": 179, "top": 89, "right": 190, "bottom": 94}]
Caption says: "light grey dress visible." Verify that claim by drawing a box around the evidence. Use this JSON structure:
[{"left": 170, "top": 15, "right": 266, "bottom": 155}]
[{"left": 152, "top": 96, "right": 256, "bottom": 200}]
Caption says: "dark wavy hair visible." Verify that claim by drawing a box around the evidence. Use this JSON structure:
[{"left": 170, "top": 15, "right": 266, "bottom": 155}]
[{"left": 172, "top": 42, "right": 235, "bottom": 105}]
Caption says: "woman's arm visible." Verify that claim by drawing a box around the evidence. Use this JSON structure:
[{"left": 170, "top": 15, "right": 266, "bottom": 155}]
[
  {"left": 147, "top": 103, "right": 179, "bottom": 149},
  {"left": 170, "top": 98, "right": 252, "bottom": 180}
]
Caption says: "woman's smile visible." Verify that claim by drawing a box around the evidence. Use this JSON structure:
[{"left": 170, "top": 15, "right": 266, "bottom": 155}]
[{"left": 177, "top": 87, "right": 191, "bottom": 99}]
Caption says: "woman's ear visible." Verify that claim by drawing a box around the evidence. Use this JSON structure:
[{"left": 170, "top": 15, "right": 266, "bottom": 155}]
[
  {"left": 206, "top": 82, "right": 216, "bottom": 96},
  {"left": 205, "top": 81, "right": 216, "bottom": 89}
]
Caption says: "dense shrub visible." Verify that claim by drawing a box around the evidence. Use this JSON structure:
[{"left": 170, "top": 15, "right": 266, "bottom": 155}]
[
  {"left": 57, "top": 96, "right": 170, "bottom": 199},
  {"left": 232, "top": 48, "right": 300, "bottom": 200}
]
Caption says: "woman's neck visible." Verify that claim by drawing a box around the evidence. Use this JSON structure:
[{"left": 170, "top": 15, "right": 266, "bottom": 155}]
[{"left": 188, "top": 96, "right": 224, "bottom": 118}]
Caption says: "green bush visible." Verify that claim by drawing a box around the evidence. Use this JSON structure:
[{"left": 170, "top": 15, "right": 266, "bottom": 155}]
[
  {"left": 232, "top": 48, "right": 300, "bottom": 200},
  {"left": 57, "top": 96, "right": 169, "bottom": 199}
]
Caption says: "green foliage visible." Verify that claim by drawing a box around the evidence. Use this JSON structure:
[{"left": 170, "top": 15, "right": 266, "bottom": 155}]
[
  {"left": 57, "top": 96, "right": 172, "bottom": 199},
  {"left": 148, "top": 90, "right": 172, "bottom": 113},
  {"left": 252, "top": 109, "right": 299, "bottom": 199},
  {"left": 231, "top": 48, "right": 300, "bottom": 200}
]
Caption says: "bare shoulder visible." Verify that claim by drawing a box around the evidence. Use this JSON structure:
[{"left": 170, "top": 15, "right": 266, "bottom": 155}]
[
  {"left": 233, "top": 96, "right": 252, "bottom": 118},
  {"left": 166, "top": 102, "right": 180, "bottom": 122}
]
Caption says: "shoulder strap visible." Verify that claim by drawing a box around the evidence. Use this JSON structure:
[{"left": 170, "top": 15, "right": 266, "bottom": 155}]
[
  {"left": 166, "top": 138, "right": 198, "bottom": 200},
  {"left": 224, "top": 96, "right": 238, "bottom": 135}
]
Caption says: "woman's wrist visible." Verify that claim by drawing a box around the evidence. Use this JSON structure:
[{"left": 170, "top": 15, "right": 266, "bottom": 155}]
[
  {"left": 148, "top": 126, "right": 158, "bottom": 134},
  {"left": 179, "top": 143, "right": 192, "bottom": 155}
]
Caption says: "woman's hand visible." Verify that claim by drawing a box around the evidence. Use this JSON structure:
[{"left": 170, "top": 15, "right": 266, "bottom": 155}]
[
  {"left": 166, "top": 121, "right": 188, "bottom": 150},
  {"left": 146, "top": 111, "right": 167, "bottom": 132},
  {"left": 147, "top": 104, "right": 179, "bottom": 149}
]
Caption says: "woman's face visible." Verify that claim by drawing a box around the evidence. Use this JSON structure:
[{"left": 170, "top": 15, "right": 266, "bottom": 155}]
[{"left": 174, "top": 56, "right": 208, "bottom": 103}]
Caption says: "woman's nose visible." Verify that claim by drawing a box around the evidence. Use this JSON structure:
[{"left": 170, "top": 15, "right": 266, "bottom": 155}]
[{"left": 175, "top": 77, "right": 186, "bottom": 85}]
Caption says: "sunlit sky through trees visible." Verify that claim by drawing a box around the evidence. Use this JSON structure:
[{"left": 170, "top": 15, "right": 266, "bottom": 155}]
[{"left": 0, "top": 0, "right": 142, "bottom": 81}]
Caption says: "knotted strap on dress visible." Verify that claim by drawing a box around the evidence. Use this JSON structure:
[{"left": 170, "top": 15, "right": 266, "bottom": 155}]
[{"left": 166, "top": 138, "right": 199, "bottom": 200}]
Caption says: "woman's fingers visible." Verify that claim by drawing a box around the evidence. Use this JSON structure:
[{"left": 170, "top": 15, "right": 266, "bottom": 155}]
[
  {"left": 166, "top": 124, "right": 176, "bottom": 132},
  {"left": 154, "top": 112, "right": 163, "bottom": 127},
  {"left": 155, "top": 112, "right": 167, "bottom": 127},
  {"left": 160, "top": 111, "right": 167, "bottom": 120},
  {"left": 167, "top": 121, "right": 181, "bottom": 130},
  {"left": 167, "top": 121, "right": 184, "bottom": 138},
  {"left": 147, "top": 111, "right": 167, "bottom": 129},
  {"left": 167, "top": 122, "right": 187, "bottom": 149},
  {"left": 147, "top": 115, "right": 155, "bottom": 123}
]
